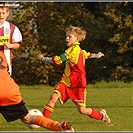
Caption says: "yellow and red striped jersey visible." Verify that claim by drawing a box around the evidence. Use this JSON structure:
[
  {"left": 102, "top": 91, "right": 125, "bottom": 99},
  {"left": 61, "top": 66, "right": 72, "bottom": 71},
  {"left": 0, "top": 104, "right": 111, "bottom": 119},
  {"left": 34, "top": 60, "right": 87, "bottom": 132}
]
[{"left": 52, "top": 42, "right": 92, "bottom": 87}]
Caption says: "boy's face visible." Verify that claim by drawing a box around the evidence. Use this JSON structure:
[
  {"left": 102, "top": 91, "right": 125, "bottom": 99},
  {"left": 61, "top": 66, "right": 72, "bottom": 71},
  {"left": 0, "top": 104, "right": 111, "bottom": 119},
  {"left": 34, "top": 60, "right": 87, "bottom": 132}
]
[
  {"left": 66, "top": 32, "right": 78, "bottom": 47},
  {"left": 0, "top": 8, "right": 9, "bottom": 25}
]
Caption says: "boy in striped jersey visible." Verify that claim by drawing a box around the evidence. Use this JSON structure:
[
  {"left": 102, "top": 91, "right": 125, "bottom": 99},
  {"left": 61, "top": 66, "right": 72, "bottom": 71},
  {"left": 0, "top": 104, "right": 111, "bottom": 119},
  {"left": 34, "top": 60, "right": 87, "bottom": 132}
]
[
  {"left": 0, "top": 3, "right": 22, "bottom": 75},
  {"left": 37, "top": 25, "right": 111, "bottom": 125}
]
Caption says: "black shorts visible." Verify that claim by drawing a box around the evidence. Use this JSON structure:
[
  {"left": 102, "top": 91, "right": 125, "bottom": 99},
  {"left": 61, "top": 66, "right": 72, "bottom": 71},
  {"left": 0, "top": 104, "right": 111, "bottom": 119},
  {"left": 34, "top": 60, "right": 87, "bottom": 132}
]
[{"left": 0, "top": 100, "right": 29, "bottom": 122}]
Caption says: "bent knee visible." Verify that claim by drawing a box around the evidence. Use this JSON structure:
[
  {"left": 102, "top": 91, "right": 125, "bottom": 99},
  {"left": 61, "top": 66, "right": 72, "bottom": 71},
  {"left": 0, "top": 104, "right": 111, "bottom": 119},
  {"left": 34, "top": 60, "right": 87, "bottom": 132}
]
[
  {"left": 21, "top": 113, "right": 34, "bottom": 124},
  {"left": 78, "top": 107, "right": 86, "bottom": 114},
  {"left": 78, "top": 106, "right": 92, "bottom": 115}
]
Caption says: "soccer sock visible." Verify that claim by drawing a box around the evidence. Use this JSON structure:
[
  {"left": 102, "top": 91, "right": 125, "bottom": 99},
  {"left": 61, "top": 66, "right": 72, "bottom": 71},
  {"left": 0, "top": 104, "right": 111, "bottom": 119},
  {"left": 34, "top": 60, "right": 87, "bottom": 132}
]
[
  {"left": 35, "top": 116, "right": 61, "bottom": 131},
  {"left": 43, "top": 104, "right": 54, "bottom": 118},
  {"left": 89, "top": 108, "right": 103, "bottom": 120}
]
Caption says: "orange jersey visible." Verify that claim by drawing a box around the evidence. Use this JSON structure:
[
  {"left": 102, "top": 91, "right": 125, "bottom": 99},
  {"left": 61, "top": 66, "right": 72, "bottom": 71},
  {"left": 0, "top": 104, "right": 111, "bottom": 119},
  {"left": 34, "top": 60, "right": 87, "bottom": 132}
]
[
  {"left": 0, "top": 51, "right": 22, "bottom": 106},
  {"left": 52, "top": 42, "right": 92, "bottom": 87}
]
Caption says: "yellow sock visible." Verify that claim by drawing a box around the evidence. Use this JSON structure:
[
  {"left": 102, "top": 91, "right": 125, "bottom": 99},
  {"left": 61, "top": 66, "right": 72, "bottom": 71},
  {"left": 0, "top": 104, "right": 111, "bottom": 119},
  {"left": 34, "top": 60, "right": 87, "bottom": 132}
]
[{"left": 35, "top": 116, "right": 61, "bottom": 131}]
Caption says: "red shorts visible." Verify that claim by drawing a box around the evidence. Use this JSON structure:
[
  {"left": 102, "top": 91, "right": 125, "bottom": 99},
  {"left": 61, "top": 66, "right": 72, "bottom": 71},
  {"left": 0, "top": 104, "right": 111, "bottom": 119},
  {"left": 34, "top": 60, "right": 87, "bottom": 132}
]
[{"left": 53, "top": 82, "right": 87, "bottom": 107}]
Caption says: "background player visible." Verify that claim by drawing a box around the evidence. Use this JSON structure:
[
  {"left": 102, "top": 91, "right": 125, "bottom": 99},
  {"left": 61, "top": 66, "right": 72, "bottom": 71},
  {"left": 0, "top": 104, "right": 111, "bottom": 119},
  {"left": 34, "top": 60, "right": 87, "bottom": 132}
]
[{"left": 0, "top": 3, "right": 22, "bottom": 75}]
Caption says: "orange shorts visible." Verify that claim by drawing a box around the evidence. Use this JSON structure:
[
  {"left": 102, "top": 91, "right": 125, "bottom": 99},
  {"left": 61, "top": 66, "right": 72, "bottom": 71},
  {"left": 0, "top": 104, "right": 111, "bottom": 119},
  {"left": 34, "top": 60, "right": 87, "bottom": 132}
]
[{"left": 53, "top": 82, "right": 87, "bottom": 107}]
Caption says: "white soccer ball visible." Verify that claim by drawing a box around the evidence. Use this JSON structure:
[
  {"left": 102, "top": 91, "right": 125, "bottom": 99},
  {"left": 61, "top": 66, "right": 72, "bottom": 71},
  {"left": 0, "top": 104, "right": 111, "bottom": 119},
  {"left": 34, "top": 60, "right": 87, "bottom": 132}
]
[{"left": 26, "top": 109, "right": 43, "bottom": 129}]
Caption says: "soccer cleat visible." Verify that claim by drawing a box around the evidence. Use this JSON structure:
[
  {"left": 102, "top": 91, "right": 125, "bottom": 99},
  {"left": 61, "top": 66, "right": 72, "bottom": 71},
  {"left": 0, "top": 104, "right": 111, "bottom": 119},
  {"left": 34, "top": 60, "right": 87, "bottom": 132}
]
[
  {"left": 59, "top": 121, "right": 75, "bottom": 132},
  {"left": 101, "top": 109, "right": 110, "bottom": 124}
]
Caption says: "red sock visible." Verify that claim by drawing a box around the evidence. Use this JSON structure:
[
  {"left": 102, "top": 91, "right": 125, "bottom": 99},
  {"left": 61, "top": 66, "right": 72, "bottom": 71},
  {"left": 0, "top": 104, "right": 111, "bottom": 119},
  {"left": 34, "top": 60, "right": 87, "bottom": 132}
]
[
  {"left": 89, "top": 108, "right": 103, "bottom": 120},
  {"left": 43, "top": 104, "right": 54, "bottom": 118}
]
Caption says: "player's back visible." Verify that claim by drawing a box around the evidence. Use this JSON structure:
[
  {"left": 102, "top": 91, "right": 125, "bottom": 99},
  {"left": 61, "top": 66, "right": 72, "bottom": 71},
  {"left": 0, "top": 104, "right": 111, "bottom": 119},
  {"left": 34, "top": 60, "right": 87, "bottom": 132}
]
[
  {"left": 0, "top": 51, "right": 9, "bottom": 76},
  {"left": 0, "top": 51, "right": 22, "bottom": 106}
]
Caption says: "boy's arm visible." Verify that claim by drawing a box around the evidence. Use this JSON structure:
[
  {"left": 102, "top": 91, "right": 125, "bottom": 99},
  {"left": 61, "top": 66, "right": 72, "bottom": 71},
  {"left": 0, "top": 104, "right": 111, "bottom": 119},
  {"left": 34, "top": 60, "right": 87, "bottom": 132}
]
[
  {"left": 89, "top": 52, "right": 105, "bottom": 58},
  {"left": 4, "top": 42, "right": 20, "bottom": 49},
  {"left": 42, "top": 57, "right": 53, "bottom": 64},
  {"left": 39, "top": 51, "right": 104, "bottom": 64},
  {"left": 37, "top": 53, "right": 67, "bottom": 65},
  {"left": 37, "top": 54, "right": 53, "bottom": 63}
]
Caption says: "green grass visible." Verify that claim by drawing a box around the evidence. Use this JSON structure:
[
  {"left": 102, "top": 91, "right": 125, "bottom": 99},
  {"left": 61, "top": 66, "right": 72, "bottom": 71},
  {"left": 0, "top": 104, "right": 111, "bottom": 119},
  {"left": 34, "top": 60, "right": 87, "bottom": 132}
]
[{"left": 0, "top": 81, "right": 133, "bottom": 132}]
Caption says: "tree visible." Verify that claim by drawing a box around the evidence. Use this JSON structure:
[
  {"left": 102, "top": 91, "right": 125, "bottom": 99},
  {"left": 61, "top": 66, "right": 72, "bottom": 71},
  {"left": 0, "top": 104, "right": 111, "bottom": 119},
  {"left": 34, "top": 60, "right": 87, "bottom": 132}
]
[
  {"left": 10, "top": 2, "right": 133, "bottom": 85},
  {"left": 104, "top": 2, "right": 133, "bottom": 82}
]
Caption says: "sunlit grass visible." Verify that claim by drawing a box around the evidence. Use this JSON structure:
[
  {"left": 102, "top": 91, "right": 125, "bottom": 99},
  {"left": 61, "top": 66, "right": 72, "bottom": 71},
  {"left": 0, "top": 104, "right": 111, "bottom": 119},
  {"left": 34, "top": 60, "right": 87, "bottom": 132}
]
[{"left": 0, "top": 81, "right": 132, "bottom": 131}]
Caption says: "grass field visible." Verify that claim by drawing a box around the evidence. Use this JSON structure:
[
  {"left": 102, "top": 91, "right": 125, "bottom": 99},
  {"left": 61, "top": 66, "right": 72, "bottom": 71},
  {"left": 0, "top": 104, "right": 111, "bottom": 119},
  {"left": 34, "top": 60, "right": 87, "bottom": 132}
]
[{"left": 0, "top": 81, "right": 132, "bottom": 132}]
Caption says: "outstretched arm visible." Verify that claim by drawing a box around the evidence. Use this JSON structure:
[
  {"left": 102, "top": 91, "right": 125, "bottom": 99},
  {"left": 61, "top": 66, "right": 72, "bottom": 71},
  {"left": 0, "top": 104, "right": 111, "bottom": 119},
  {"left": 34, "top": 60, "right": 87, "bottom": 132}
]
[
  {"left": 89, "top": 52, "right": 105, "bottom": 58},
  {"left": 37, "top": 54, "right": 53, "bottom": 64},
  {"left": 37, "top": 53, "right": 67, "bottom": 66}
]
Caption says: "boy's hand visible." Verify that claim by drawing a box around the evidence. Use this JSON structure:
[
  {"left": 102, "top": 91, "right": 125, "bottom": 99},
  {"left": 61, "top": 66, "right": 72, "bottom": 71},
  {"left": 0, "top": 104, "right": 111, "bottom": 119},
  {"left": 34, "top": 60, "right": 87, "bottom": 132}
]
[
  {"left": 4, "top": 42, "right": 20, "bottom": 49},
  {"left": 98, "top": 52, "right": 105, "bottom": 58},
  {"left": 4, "top": 42, "right": 13, "bottom": 48},
  {"left": 37, "top": 54, "right": 43, "bottom": 60}
]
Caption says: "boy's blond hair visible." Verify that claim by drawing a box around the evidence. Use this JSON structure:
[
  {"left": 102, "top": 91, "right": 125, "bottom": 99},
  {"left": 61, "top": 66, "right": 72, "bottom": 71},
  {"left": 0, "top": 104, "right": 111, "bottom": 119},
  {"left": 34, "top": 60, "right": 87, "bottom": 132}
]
[
  {"left": 0, "top": 2, "right": 9, "bottom": 12},
  {"left": 66, "top": 25, "right": 86, "bottom": 42}
]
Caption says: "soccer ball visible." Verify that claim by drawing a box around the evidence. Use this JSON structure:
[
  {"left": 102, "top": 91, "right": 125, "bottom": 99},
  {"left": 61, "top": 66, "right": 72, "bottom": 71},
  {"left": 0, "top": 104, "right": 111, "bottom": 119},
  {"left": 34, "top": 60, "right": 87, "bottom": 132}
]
[{"left": 26, "top": 109, "right": 43, "bottom": 129}]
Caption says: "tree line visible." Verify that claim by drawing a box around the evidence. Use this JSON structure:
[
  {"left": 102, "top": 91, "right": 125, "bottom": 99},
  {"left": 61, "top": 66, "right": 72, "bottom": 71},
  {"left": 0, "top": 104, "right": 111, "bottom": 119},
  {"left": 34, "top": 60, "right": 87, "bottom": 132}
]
[{"left": 10, "top": 2, "right": 132, "bottom": 86}]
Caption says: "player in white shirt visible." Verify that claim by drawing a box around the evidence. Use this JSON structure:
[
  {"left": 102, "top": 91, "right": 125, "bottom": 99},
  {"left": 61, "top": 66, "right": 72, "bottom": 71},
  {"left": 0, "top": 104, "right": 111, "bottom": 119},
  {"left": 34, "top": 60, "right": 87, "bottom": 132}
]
[{"left": 0, "top": 3, "right": 22, "bottom": 75}]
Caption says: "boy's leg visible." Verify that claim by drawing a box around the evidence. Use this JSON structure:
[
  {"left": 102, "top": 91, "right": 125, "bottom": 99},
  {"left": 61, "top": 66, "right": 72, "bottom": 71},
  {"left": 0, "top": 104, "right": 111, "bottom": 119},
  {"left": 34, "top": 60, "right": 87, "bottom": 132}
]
[
  {"left": 35, "top": 116, "right": 75, "bottom": 131},
  {"left": 43, "top": 83, "right": 60, "bottom": 117},
  {"left": 78, "top": 106, "right": 110, "bottom": 123},
  {"left": 43, "top": 82, "right": 66, "bottom": 118},
  {"left": 43, "top": 93, "right": 59, "bottom": 118},
  {"left": 89, "top": 108, "right": 103, "bottom": 120},
  {"left": 35, "top": 116, "right": 60, "bottom": 131},
  {"left": 89, "top": 108, "right": 110, "bottom": 123},
  {"left": 73, "top": 87, "right": 110, "bottom": 123},
  {"left": 87, "top": 108, "right": 110, "bottom": 123},
  {"left": 43, "top": 104, "right": 54, "bottom": 117},
  {"left": 77, "top": 106, "right": 103, "bottom": 120}
]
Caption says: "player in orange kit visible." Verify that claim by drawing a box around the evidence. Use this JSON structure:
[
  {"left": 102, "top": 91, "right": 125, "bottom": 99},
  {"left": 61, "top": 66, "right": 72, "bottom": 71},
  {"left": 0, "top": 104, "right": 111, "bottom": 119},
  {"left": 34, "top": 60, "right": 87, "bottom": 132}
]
[
  {"left": 37, "top": 25, "right": 110, "bottom": 124},
  {"left": 0, "top": 51, "right": 75, "bottom": 132}
]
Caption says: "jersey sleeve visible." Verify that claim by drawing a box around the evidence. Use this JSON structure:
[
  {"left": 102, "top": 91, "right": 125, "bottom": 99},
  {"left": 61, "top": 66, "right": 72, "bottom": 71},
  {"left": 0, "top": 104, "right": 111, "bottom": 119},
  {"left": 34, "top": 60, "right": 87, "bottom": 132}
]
[
  {"left": 52, "top": 44, "right": 84, "bottom": 66},
  {"left": 52, "top": 45, "right": 80, "bottom": 66},
  {"left": 52, "top": 53, "right": 67, "bottom": 66},
  {"left": 82, "top": 50, "right": 92, "bottom": 59},
  {"left": 12, "top": 26, "right": 22, "bottom": 44}
]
